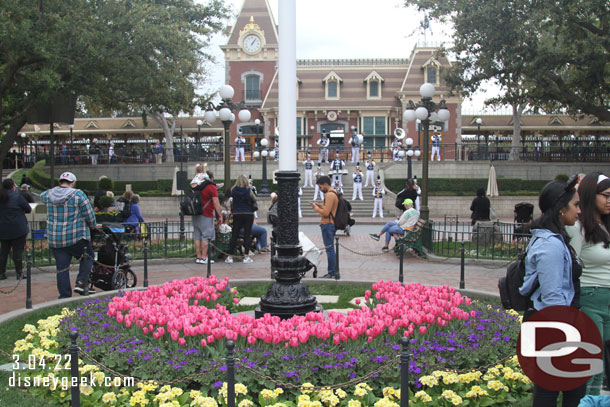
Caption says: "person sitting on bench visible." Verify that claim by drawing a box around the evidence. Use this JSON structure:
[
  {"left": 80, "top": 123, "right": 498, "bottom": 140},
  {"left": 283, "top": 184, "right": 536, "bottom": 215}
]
[{"left": 369, "top": 199, "right": 420, "bottom": 252}]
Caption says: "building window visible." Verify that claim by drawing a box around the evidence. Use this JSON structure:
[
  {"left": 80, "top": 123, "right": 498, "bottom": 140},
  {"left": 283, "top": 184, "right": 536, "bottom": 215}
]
[
  {"left": 369, "top": 80, "right": 379, "bottom": 98},
  {"left": 426, "top": 66, "right": 437, "bottom": 85},
  {"left": 327, "top": 80, "right": 338, "bottom": 98},
  {"left": 245, "top": 75, "right": 260, "bottom": 101},
  {"left": 363, "top": 117, "right": 387, "bottom": 136},
  {"left": 296, "top": 117, "right": 303, "bottom": 137}
]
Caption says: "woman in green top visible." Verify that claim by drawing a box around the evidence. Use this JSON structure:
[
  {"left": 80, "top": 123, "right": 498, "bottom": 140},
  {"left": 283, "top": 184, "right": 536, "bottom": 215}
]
[{"left": 567, "top": 172, "right": 610, "bottom": 395}]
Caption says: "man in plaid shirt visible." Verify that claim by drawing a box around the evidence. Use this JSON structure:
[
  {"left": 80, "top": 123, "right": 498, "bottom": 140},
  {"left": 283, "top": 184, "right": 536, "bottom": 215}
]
[{"left": 41, "top": 172, "right": 96, "bottom": 298}]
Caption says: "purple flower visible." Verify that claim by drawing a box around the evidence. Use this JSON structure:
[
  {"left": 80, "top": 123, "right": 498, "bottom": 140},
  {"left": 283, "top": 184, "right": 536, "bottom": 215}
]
[{"left": 213, "top": 381, "right": 223, "bottom": 389}]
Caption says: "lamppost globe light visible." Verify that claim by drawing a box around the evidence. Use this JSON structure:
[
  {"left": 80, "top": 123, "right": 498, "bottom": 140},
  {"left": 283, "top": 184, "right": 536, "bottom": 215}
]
[
  {"left": 403, "top": 109, "right": 416, "bottom": 122},
  {"left": 398, "top": 150, "right": 405, "bottom": 158},
  {"left": 414, "top": 150, "right": 421, "bottom": 157},
  {"left": 407, "top": 149, "right": 414, "bottom": 157},
  {"left": 219, "top": 108, "right": 232, "bottom": 122},
  {"left": 21, "top": 132, "right": 26, "bottom": 138},
  {"left": 269, "top": 150, "right": 276, "bottom": 158},
  {"left": 196, "top": 119, "right": 203, "bottom": 126},
  {"left": 238, "top": 109, "right": 251, "bottom": 122},
  {"left": 69, "top": 124, "right": 74, "bottom": 129},
  {"left": 219, "top": 84, "right": 234, "bottom": 100},
  {"left": 406, "top": 137, "right": 414, "bottom": 146},
  {"left": 255, "top": 118, "right": 261, "bottom": 125},
  {"left": 262, "top": 150, "right": 268, "bottom": 157},
  {"left": 254, "top": 151, "right": 260, "bottom": 159},
  {"left": 260, "top": 138, "right": 269, "bottom": 147},
  {"left": 416, "top": 118, "right": 421, "bottom": 124},
  {"left": 204, "top": 110, "right": 217, "bottom": 123},
  {"left": 419, "top": 83, "right": 435, "bottom": 98},
  {"left": 310, "top": 125, "right": 314, "bottom": 131},
  {"left": 429, "top": 111, "right": 438, "bottom": 123},
  {"left": 480, "top": 135, "right": 485, "bottom": 141},
  {"left": 415, "top": 106, "right": 429, "bottom": 121},
  {"left": 476, "top": 117, "right": 483, "bottom": 125},
  {"left": 437, "top": 108, "right": 450, "bottom": 122},
  {"left": 230, "top": 113, "right": 236, "bottom": 122}
]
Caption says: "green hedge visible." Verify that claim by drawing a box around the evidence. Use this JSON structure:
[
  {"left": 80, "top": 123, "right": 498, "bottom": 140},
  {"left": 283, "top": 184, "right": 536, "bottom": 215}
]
[{"left": 384, "top": 178, "right": 549, "bottom": 196}]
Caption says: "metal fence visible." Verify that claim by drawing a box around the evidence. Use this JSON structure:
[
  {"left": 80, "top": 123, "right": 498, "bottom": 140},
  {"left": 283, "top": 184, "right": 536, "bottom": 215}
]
[{"left": 425, "top": 217, "right": 531, "bottom": 260}]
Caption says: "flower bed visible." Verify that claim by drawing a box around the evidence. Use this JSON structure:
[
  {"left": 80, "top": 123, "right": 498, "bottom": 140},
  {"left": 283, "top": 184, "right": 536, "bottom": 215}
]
[{"left": 11, "top": 276, "right": 531, "bottom": 406}]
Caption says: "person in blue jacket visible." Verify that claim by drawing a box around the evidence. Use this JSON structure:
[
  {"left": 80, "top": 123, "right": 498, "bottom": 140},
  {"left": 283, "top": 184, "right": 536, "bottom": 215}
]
[
  {"left": 520, "top": 175, "right": 585, "bottom": 407},
  {"left": 0, "top": 179, "right": 31, "bottom": 280},
  {"left": 125, "top": 194, "right": 145, "bottom": 224}
]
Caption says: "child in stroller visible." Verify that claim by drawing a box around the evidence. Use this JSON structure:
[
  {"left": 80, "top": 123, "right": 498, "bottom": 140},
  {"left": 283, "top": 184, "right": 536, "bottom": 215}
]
[{"left": 90, "top": 223, "right": 137, "bottom": 290}]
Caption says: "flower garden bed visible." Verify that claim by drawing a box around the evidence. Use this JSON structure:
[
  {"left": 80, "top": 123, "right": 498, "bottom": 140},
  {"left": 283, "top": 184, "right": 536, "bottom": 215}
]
[{"left": 10, "top": 276, "right": 532, "bottom": 406}]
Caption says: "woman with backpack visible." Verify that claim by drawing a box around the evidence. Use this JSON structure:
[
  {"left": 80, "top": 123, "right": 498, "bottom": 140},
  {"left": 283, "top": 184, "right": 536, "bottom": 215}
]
[
  {"left": 225, "top": 174, "right": 256, "bottom": 264},
  {"left": 566, "top": 172, "right": 610, "bottom": 395},
  {"left": 0, "top": 179, "right": 31, "bottom": 280},
  {"left": 519, "top": 175, "right": 585, "bottom": 406}
]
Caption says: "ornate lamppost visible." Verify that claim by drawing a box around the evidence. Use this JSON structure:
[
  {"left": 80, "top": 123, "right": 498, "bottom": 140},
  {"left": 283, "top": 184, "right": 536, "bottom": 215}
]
[
  {"left": 203, "top": 85, "right": 251, "bottom": 191},
  {"left": 253, "top": 137, "right": 272, "bottom": 197},
  {"left": 196, "top": 119, "right": 203, "bottom": 161},
  {"left": 399, "top": 137, "right": 420, "bottom": 179},
  {"left": 402, "top": 83, "right": 451, "bottom": 221}
]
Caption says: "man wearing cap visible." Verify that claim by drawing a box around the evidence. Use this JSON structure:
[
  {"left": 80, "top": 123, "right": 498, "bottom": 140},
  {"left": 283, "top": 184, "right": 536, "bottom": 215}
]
[
  {"left": 369, "top": 199, "right": 420, "bottom": 251},
  {"left": 372, "top": 178, "right": 386, "bottom": 218},
  {"left": 364, "top": 152, "right": 376, "bottom": 187},
  {"left": 19, "top": 184, "right": 35, "bottom": 203},
  {"left": 313, "top": 164, "right": 325, "bottom": 201},
  {"left": 235, "top": 134, "right": 246, "bottom": 162},
  {"left": 330, "top": 151, "right": 345, "bottom": 187},
  {"left": 303, "top": 152, "right": 314, "bottom": 188},
  {"left": 41, "top": 172, "right": 97, "bottom": 298},
  {"left": 317, "top": 131, "right": 329, "bottom": 163},
  {"left": 352, "top": 164, "right": 363, "bottom": 201}
]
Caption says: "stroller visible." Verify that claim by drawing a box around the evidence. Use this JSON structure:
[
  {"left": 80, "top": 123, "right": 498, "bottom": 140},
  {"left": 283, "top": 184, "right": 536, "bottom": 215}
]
[{"left": 90, "top": 223, "right": 137, "bottom": 290}]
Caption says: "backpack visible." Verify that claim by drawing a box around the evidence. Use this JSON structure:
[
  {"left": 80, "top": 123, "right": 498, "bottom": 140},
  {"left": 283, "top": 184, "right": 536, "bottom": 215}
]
[
  {"left": 328, "top": 190, "right": 351, "bottom": 230},
  {"left": 180, "top": 188, "right": 211, "bottom": 216},
  {"left": 116, "top": 199, "right": 131, "bottom": 220},
  {"left": 498, "top": 239, "right": 538, "bottom": 311}
]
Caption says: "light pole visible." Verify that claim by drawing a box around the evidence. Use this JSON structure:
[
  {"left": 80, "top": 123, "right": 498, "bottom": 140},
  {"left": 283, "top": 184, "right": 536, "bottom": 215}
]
[
  {"left": 416, "top": 119, "right": 422, "bottom": 148},
  {"left": 20, "top": 133, "right": 27, "bottom": 168},
  {"left": 69, "top": 124, "right": 74, "bottom": 164},
  {"left": 402, "top": 137, "right": 420, "bottom": 179},
  {"left": 203, "top": 84, "right": 251, "bottom": 191},
  {"left": 196, "top": 119, "right": 203, "bottom": 161},
  {"left": 402, "top": 83, "right": 451, "bottom": 221},
  {"left": 476, "top": 118, "right": 482, "bottom": 160},
  {"left": 253, "top": 137, "right": 271, "bottom": 197}
]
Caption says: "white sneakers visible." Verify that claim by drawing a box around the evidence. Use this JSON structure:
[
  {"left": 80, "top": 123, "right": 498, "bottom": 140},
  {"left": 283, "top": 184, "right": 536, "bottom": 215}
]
[
  {"left": 197, "top": 258, "right": 215, "bottom": 264},
  {"left": 243, "top": 257, "right": 254, "bottom": 263},
  {"left": 225, "top": 257, "right": 234, "bottom": 264},
  {"left": 195, "top": 258, "right": 204, "bottom": 264}
]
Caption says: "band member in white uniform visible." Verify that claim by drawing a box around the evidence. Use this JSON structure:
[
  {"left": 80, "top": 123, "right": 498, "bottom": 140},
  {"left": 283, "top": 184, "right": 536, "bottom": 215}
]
[
  {"left": 274, "top": 137, "right": 279, "bottom": 161},
  {"left": 352, "top": 164, "right": 364, "bottom": 201},
  {"left": 372, "top": 178, "right": 385, "bottom": 218},
  {"left": 431, "top": 133, "right": 441, "bottom": 161},
  {"left": 392, "top": 138, "right": 402, "bottom": 161},
  {"left": 330, "top": 151, "right": 345, "bottom": 187},
  {"left": 348, "top": 129, "right": 360, "bottom": 163},
  {"left": 317, "top": 132, "right": 330, "bottom": 163},
  {"left": 235, "top": 135, "right": 246, "bottom": 162},
  {"left": 313, "top": 164, "right": 325, "bottom": 201},
  {"left": 364, "top": 152, "right": 376, "bottom": 187},
  {"left": 413, "top": 175, "right": 421, "bottom": 211},
  {"left": 298, "top": 187, "right": 303, "bottom": 218},
  {"left": 248, "top": 175, "right": 258, "bottom": 218},
  {"left": 334, "top": 180, "right": 343, "bottom": 195},
  {"left": 303, "top": 152, "right": 314, "bottom": 187}
]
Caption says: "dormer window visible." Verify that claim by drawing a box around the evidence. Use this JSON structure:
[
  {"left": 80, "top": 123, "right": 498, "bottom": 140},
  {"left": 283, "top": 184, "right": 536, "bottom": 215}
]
[
  {"left": 422, "top": 57, "right": 441, "bottom": 86},
  {"left": 364, "top": 71, "right": 384, "bottom": 99},
  {"left": 323, "top": 71, "right": 342, "bottom": 100},
  {"left": 241, "top": 70, "right": 264, "bottom": 104}
]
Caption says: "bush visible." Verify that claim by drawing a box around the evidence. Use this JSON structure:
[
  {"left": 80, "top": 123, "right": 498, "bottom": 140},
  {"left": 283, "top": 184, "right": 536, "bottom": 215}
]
[
  {"left": 554, "top": 174, "right": 569, "bottom": 182},
  {"left": 97, "top": 195, "right": 114, "bottom": 210},
  {"left": 98, "top": 176, "right": 114, "bottom": 191}
]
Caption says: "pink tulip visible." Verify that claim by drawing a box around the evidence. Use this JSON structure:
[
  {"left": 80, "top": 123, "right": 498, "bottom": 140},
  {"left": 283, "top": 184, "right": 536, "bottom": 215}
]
[{"left": 419, "top": 326, "right": 427, "bottom": 335}]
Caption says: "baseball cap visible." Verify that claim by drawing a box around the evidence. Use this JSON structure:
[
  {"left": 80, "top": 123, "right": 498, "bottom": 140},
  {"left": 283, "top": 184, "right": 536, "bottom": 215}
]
[
  {"left": 59, "top": 172, "right": 76, "bottom": 182},
  {"left": 402, "top": 198, "right": 414, "bottom": 206}
]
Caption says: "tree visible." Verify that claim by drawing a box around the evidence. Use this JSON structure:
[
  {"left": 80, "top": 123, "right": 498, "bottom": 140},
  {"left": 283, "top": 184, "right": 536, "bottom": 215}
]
[
  {"left": 0, "top": 0, "right": 230, "bottom": 176},
  {"left": 406, "top": 0, "right": 610, "bottom": 156}
]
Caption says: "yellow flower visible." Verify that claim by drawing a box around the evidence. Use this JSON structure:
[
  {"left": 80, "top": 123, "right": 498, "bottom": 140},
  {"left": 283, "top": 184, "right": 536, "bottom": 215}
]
[
  {"left": 465, "top": 385, "right": 489, "bottom": 398},
  {"left": 238, "top": 400, "right": 254, "bottom": 407},
  {"left": 298, "top": 395, "right": 311, "bottom": 403},
  {"left": 348, "top": 400, "right": 362, "bottom": 407},
  {"left": 260, "top": 389, "right": 278, "bottom": 400},
  {"left": 102, "top": 392, "right": 118, "bottom": 404},
  {"left": 354, "top": 387, "right": 367, "bottom": 397},
  {"left": 82, "top": 385, "right": 94, "bottom": 396},
  {"left": 335, "top": 389, "right": 347, "bottom": 399},
  {"left": 191, "top": 396, "right": 218, "bottom": 407},
  {"left": 414, "top": 391, "right": 432, "bottom": 402},
  {"left": 235, "top": 383, "right": 248, "bottom": 396},
  {"left": 442, "top": 372, "right": 459, "bottom": 385},
  {"left": 487, "top": 380, "right": 508, "bottom": 392},
  {"left": 419, "top": 375, "right": 439, "bottom": 387},
  {"left": 160, "top": 401, "right": 180, "bottom": 407},
  {"left": 373, "top": 398, "right": 399, "bottom": 407},
  {"left": 190, "top": 390, "right": 202, "bottom": 399},
  {"left": 301, "top": 383, "right": 315, "bottom": 394}
]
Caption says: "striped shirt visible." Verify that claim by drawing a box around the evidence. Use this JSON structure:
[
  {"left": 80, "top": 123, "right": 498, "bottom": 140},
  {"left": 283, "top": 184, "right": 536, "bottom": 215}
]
[{"left": 40, "top": 187, "right": 96, "bottom": 248}]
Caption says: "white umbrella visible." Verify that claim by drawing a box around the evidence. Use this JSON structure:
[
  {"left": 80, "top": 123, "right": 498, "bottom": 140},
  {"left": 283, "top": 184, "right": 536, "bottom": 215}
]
[
  {"left": 487, "top": 164, "right": 499, "bottom": 219},
  {"left": 487, "top": 164, "right": 499, "bottom": 198}
]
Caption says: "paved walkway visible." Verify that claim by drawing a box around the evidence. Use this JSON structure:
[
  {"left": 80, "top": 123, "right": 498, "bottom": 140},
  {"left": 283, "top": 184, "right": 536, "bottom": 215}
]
[{"left": 0, "top": 231, "right": 507, "bottom": 315}]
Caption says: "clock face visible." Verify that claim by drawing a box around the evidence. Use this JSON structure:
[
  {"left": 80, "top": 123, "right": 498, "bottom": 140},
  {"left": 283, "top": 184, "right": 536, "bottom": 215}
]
[{"left": 243, "top": 35, "right": 261, "bottom": 53}]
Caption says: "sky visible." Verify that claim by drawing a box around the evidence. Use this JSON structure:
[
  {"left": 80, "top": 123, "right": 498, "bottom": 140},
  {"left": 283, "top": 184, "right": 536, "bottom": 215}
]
[{"left": 201, "top": 0, "right": 502, "bottom": 114}]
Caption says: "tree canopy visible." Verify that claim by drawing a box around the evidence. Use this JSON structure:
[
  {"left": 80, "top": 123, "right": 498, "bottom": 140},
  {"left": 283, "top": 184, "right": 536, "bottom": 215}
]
[
  {"left": 0, "top": 0, "right": 230, "bottom": 174},
  {"left": 405, "top": 0, "right": 610, "bottom": 122}
]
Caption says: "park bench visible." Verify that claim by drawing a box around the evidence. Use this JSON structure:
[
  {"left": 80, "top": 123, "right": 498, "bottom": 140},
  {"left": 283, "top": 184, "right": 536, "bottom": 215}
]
[{"left": 393, "top": 218, "right": 428, "bottom": 259}]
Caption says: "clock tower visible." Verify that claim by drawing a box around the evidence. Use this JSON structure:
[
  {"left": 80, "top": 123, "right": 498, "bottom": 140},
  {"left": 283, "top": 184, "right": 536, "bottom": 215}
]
[{"left": 221, "top": 0, "right": 278, "bottom": 140}]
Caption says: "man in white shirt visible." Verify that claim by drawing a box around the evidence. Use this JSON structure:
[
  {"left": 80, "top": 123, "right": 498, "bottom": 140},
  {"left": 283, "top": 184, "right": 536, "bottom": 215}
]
[
  {"left": 317, "top": 132, "right": 329, "bottom": 163},
  {"left": 364, "top": 152, "right": 375, "bottom": 187},
  {"left": 369, "top": 199, "right": 420, "bottom": 251},
  {"left": 348, "top": 129, "right": 360, "bottom": 163},
  {"left": 234, "top": 135, "right": 246, "bottom": 162},
  {"left": 303, "top": 152, "right": 314, "bottom": 187},
  {"left": 372, "top": 178, "right": 385, "bottom": 218},
  {"left": 352, "top": 164, "right": 363, "bottom": 201},
  {"left": 330, "top": 151, "right": 345, "bottom": 187},
  {"left": 431, "top": 133, "right": 442, "bottom": 161}
]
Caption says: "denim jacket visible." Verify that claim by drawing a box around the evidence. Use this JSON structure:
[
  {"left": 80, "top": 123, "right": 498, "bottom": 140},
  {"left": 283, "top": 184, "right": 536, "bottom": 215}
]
[{"left": 519, "top": 228, "right": 574, "bottom": 310}]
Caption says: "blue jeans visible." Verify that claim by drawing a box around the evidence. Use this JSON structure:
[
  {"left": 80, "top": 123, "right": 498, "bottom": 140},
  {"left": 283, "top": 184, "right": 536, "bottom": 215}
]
[
  {"left": 52, "top": 239, "right": 94, "bottom": 299},
  {"left": 320, "top": 223, "right": 336, "bottom": 276},
  {"left": 380, "top": 221, "right": 404, "bottom": 244},
  {"left": 241, "top": 224, "right": 268, "bottom": 250}
]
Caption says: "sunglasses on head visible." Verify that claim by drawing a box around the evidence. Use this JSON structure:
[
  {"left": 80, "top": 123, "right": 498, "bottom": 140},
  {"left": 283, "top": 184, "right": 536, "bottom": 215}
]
[{"left": 565, "top": 174, "right": 579, "bottom": 193}]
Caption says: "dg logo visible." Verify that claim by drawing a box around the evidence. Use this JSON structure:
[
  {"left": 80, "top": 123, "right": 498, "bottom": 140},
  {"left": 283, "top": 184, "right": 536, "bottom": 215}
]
[{"left": 517, "top": 305, "right": 603, "bottom": 391}]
